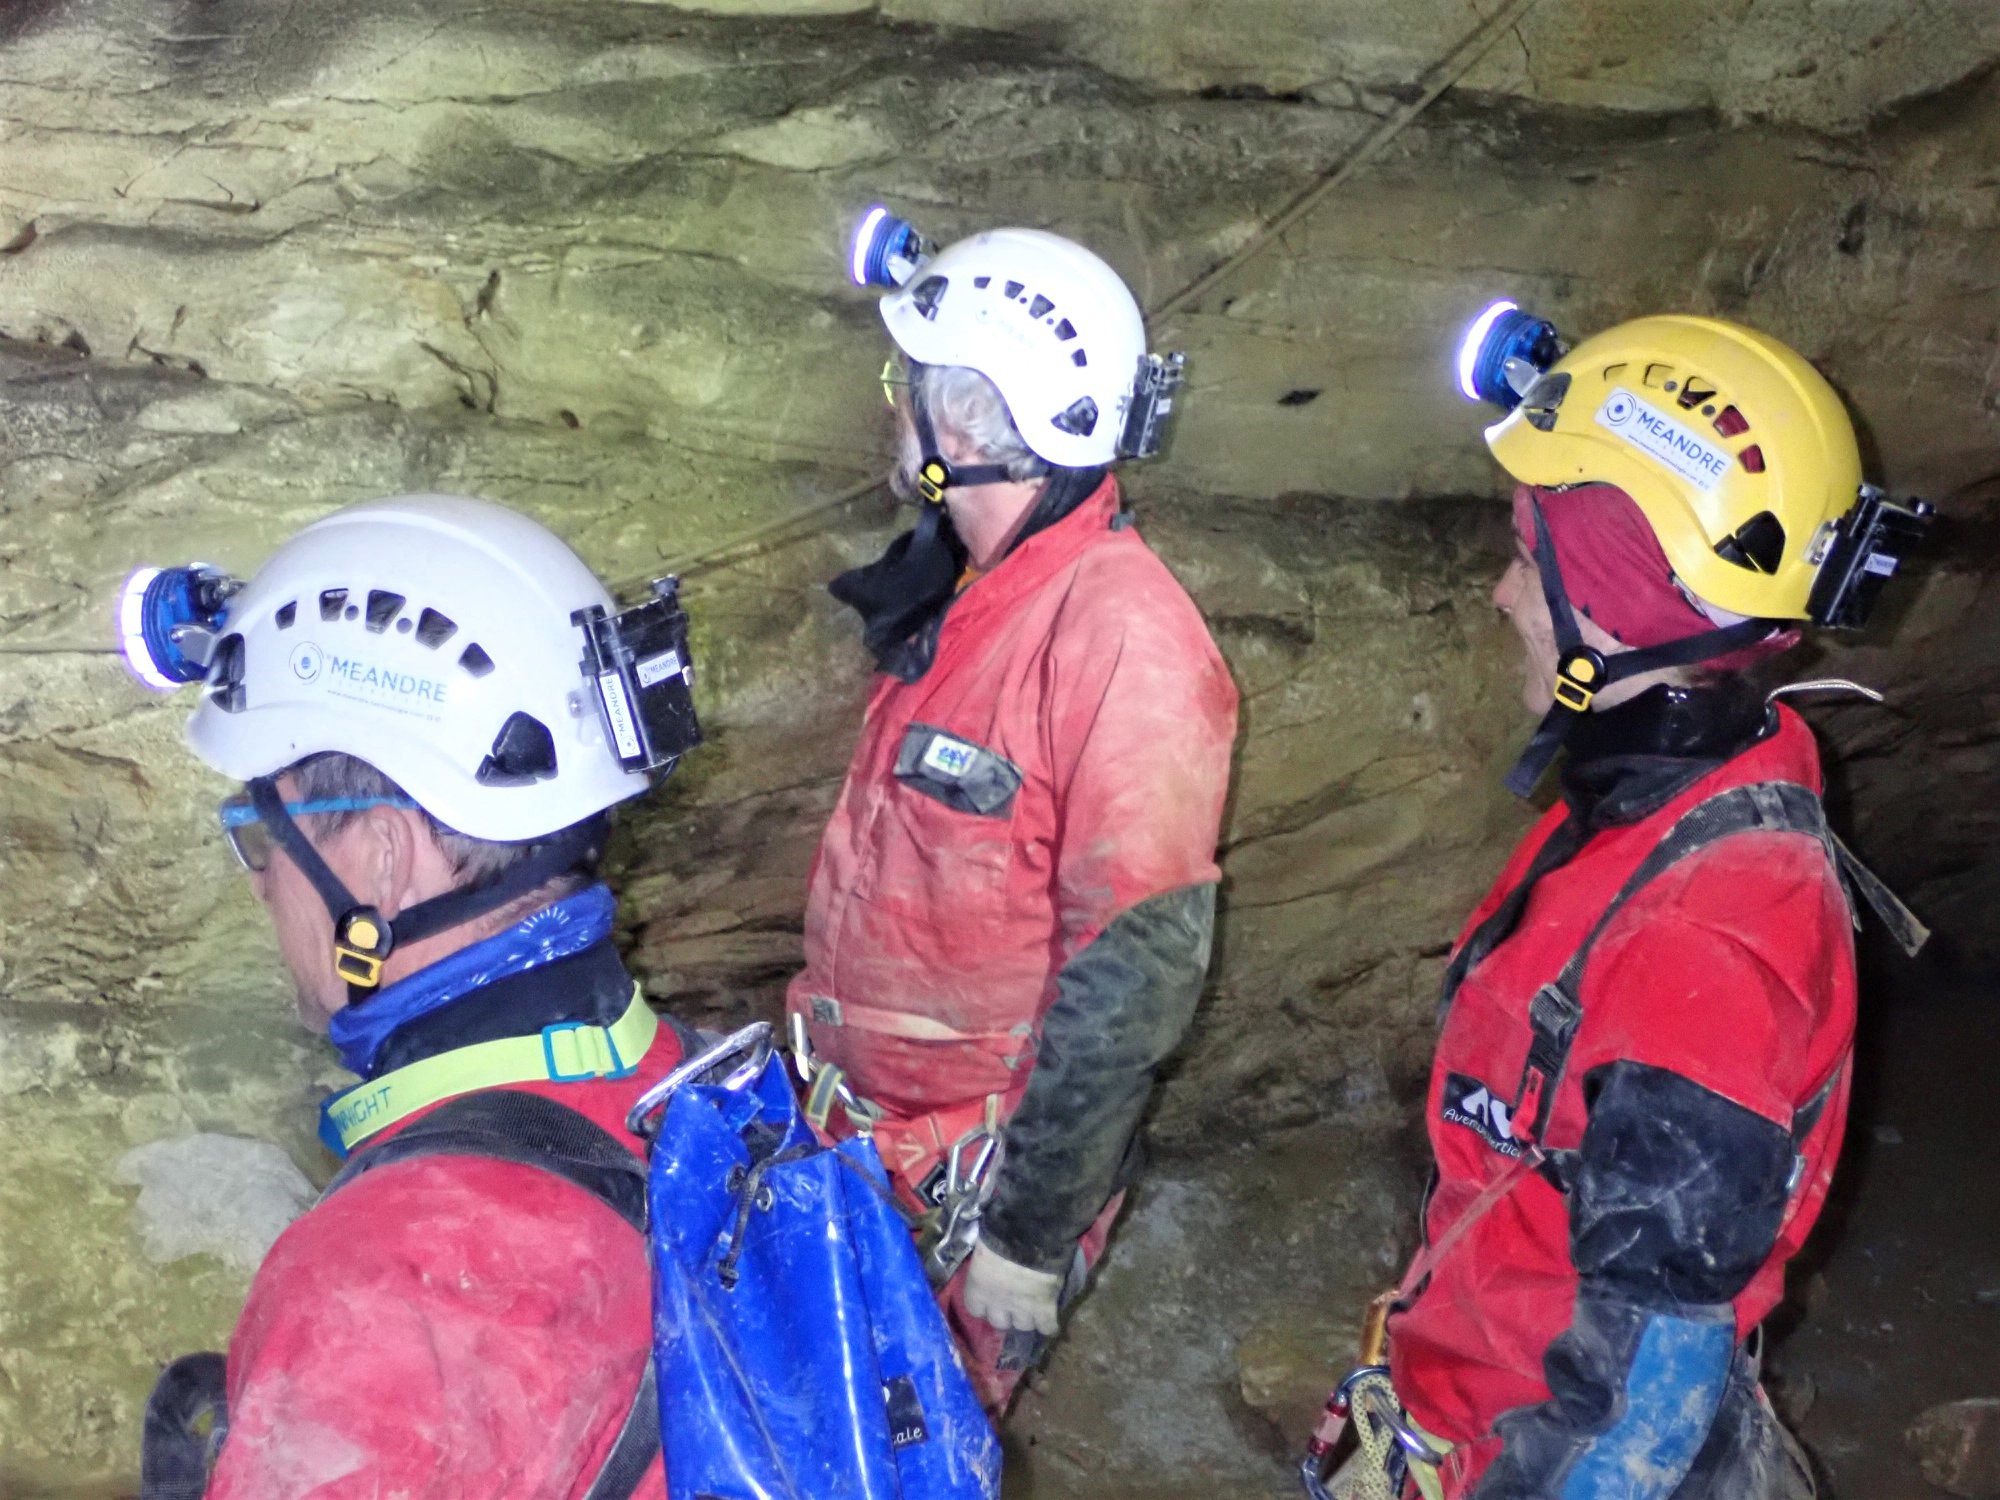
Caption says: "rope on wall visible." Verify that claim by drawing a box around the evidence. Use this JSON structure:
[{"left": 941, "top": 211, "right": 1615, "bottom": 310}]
[
  {"left": 10, "top": 2, "right": 1548, "bottom": 652},
  {"left": 0, "top": 0, "right": 1547, "bottom": 637},
  {"left": 631, "top": 0, "right": 1545, "bottom": 586},
  {"left": 1151, "top": 0, "right": 1546, "bottom": 325}
]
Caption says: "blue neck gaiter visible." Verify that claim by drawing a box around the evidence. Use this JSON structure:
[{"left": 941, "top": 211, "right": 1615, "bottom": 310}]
[{"left": 328, "top": 883, "right": 618, "bottom": 1078}]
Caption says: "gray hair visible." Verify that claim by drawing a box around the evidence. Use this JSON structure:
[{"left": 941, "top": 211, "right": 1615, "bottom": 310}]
[
  {"left": 285, "top": 752, "right": 589, "bottom": 895},
  {"left": 909, "top": 362, "right": 1049, "bottom": 483}
]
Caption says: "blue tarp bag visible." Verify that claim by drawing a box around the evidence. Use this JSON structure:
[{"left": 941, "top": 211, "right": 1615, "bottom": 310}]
[{"left": 627, "top": 1022, "right": 1001, "bottom": 1500}]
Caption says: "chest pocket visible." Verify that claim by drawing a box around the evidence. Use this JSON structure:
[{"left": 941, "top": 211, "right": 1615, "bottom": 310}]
[{"left": 892, "top": 723, "right": 1023, "bottom": 819}]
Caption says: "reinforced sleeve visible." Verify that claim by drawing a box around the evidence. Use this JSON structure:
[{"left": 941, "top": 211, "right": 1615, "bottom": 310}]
[
  {"left": 1470, "top": 1061, "right": 1797, "bottom": 1500},
  {"left": 978, "top": 883, "right": 1215, "bottom": 1273}
]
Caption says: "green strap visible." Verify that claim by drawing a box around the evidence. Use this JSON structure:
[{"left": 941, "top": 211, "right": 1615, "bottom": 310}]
[{"left": 321, "top": 984, "right": 658, "bottom": 1155}]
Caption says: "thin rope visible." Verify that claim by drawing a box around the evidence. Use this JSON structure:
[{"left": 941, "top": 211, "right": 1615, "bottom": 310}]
[{"left": 1152, "top": 0, "right": 1546, "bottom": 325}]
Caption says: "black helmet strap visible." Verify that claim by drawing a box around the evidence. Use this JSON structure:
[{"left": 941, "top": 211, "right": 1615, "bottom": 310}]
[
  {"left": 246, "top": 776, "right": 606, "bottom": 1001},
  {"left": 908, "top": 375, "right": 1015, "bottom": 505}
]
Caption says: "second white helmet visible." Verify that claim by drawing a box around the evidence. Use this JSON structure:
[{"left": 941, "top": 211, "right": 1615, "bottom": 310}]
[{"left": 880, "top": 228, "right": 1153, "bottom": 469}]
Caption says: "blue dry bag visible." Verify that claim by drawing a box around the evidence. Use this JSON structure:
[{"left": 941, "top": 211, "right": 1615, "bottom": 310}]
[{"left": 627, "top": 1023, "right": 1001, "bottom": 1500}]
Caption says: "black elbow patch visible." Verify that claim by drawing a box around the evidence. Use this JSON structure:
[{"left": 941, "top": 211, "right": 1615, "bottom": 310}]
[{"left": 1570, "top": 1061, "right": 1796, "bottom": 1308}]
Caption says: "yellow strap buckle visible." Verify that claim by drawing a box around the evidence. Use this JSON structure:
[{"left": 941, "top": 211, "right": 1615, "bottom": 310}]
[
  {"left": 1553, "top": 648, "right": 1606, "bottom": 714},
  {"left": 916, "top": 461, "right": 949, "bottom": 506},
  {"left": 335, "top": 907, "right": 392, "bottom": 989}
]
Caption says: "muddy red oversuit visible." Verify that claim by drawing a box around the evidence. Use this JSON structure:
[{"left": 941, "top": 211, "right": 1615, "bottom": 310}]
[
  {"left": 206, "top": 936, "right": 680, "bottom": 1499},
  {"left": 790, "top": 473, "right": 1237, "bottom": 1409},
  {"left": 1388, "top": 690, "right": 1850, "bottom": 1498}
]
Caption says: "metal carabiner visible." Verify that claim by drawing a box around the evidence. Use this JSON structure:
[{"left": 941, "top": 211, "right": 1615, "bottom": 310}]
[
  {"left": 787, "top": 1011, "right": 814, "bottom": 1085},
  {"left": 945, "top": 1127, "right": 1000, "bottom": 1201},
  {"left": 922, "top": 1123, "right": 1004, "bottom": 1284},
  {"left": 1350, "top": 1378, "right": 1448, "bottom": 1466},
  {"left": 625, "top": 1020, "right": 773, "bottom": 1137}
]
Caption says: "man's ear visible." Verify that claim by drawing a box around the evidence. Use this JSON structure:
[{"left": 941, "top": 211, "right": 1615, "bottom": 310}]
[{"left": 353, "top": 804, "right": 422, "bottom": 919}]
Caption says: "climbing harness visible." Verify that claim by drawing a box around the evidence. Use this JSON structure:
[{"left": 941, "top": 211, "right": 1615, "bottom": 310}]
[{"left": 788, "top": 1012, "right": 1007, "bottom": 1284}]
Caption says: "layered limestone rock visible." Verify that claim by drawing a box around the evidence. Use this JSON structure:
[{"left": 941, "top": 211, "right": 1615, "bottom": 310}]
[{"left": 2, "top": 0, "right": 1998, "bottom": 1485}]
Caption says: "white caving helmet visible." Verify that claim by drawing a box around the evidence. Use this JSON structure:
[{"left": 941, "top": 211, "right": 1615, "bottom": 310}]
[
  {"left": 180, "top": 494, "right": 686, "bottom": 841},
  {"left": 852, "top": 211, "right": 1185, "bottom": 482},
  {"left": 124, "top": 493, "right": 699, "bottom": 990}
]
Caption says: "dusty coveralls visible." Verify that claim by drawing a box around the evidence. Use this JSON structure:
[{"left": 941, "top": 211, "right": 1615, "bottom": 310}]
[
  {"left": 206, "top": 928, "right": 681, "bottom": 1500},
  {"left": 789, "top": 472, "right": 1237, "bottom": 1407},
  {"left": 1387, "top": 684, "right": 1843, "bottom": 1498}
]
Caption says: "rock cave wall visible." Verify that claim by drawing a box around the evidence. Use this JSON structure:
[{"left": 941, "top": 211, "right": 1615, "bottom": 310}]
[{"left": 2, "top": 0, "right": 1998, "bottom": 1484}]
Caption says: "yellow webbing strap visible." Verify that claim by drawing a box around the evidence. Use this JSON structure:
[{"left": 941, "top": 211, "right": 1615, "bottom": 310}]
[{"left": 322, "top": 984, "right": 658, "bottom": 1155}]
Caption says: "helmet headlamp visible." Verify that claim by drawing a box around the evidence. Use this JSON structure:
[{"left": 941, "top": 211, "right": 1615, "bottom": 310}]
[
  {"left": 849, "top": 205, "right": 933, "bottom": 290},
  {"left": 117, "top": 564, "right": 237, "bottom": 692},
  {"left": 1456, "top": 299, "right": 1563, "bottom": 409}
]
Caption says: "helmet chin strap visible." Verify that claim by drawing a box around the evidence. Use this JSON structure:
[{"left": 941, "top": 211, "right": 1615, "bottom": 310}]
[
  {"left": 1504, "top": 497, "right": 1780, "bottom": 799},
  {"left": 909, "top": 379, "right": 1015, "bottom": 506},
  {"left": 246, "top": 776, "right": 608, "bottom": 1004}
]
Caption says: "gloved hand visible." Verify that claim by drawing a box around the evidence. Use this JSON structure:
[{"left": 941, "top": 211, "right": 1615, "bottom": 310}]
[{"left": 961, "top": 1237, "right": 1063, "bottom": 1336}]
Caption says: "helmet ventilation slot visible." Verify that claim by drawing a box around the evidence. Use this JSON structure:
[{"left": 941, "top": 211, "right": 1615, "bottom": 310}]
[
  {"left": 208, "top": 633, "right": 247, "bottom": 713},
  {"left": 909, "top": 275, "right": 948, "bottom": 320},
  {"left": 274, "top": 601, "right": 297, "bottom": 630},
  {"left": 415, "top": 608, "right": 458, "bottom": 649},
  {"left": 476, "top": 711, "right": 557, "bottom": 786},
  {"left": 365, "top": 590, "right": 406, "bottom": 633},
  {"left": 1714, "top": 511, "right": 1786, "bottom": 574},
  {"left": 1053, "top": 396, "right": 1099, "bottom": 436},
  {"left": 458, "top": 642, "right": 495, "bottom": 678},
  {"left": 319, "top": 588, "right": 348, "bottom": 622}
]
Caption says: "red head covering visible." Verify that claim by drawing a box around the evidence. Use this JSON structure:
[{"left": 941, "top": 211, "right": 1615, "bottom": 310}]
[{"left": 1511, "top": 483, "right": 1797, "bottom": 671}]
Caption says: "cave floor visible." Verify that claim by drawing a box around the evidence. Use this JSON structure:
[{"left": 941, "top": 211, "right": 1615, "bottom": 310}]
[{"left": 1006, "top": 975, "right": 2000, "bottom": 1500}]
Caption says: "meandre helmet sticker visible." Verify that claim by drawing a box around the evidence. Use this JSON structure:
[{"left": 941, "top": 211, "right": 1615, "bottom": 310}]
[
  {"left": 1595, "top": 386, "right": 1733, "bottom": 492},
  {"left": 310, "top": 649, "right": 450, "bottom": 721}
]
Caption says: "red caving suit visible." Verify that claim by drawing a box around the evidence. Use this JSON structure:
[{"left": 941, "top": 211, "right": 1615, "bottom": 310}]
[{"left": 789, "top": 474, "right": 1237, "bottom": 1407}]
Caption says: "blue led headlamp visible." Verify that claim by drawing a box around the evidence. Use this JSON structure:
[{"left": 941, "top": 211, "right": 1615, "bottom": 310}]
[
  {"left": 1456, "top": 298, "right": 1564, "bottom": 410},
  {"left": 849, "top": 204, "right": 934, "bottom": 290},
  {"left": 117, "top": 564, "right": 238, "bottom": 692}
]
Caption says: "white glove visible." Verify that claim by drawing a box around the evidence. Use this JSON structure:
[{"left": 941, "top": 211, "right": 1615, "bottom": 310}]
[{"left": 961, "top": 1237, "right": 1063, "bottom": 1336}]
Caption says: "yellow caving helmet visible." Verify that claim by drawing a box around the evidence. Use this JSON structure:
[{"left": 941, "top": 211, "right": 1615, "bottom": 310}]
[{"left": 1483, "top": 314, "right": 1861, "bottom": 620}]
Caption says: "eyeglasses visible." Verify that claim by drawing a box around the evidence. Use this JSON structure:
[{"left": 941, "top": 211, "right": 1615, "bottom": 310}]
[
  {"left": 880, "top": 356, "right": 912, "bottom": 410},
  {"left": 217, "top": 792, "right": 416, "bottom": 873}
]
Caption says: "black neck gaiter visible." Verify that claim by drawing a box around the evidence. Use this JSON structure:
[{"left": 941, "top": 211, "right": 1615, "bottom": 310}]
[
  {"left": 1560, "top": 677, "right": 1776, "bottom": 828},
  {"left": 829, "top": 465, "right": 1108, "bottom": 683}
]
